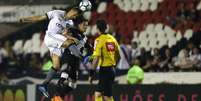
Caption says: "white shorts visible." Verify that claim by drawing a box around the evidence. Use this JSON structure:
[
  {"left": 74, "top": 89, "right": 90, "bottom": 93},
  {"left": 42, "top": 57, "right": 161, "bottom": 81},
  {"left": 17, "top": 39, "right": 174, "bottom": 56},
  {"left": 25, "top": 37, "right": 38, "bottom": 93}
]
[{"left": 44, "top": 33, "right": 67, "bottom": 57}]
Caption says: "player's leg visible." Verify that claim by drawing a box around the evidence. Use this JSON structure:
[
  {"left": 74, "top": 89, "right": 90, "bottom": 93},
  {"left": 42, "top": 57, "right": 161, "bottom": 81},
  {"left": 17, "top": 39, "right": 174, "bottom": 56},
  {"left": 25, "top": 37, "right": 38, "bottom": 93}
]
[
  {"left": 56, "top": 73, "right": 75, "bottom": 97},
  {"left": 39, "top": 53, "right": 61, "bottom": 98},
  {"left": 67, "top": 58, "right": 79, "bottom": 90},
  {"left": 102, "top": 82, "right": 114, "bottom": 101},
  {"left": 42, "top": 33, "right": 80, "bottom": 85},
  {"left": 101, "top": 68, "right": 115, "bottom": 101},
  {"left": 57, "top": 56, "right": 79, "bottom": 95},
  {"left": 103, "top": 83, "right": 115, "bottom": 101},
  {"left": 95, "top": 68, "right": 105, "bottom": 101},
  {"left": 43, "top": 53, "right": 61, "bottom": 84},
  {"left": 58, "top": 54, "right": 75, "bottom": 87},
  {"left": 94, "top": 85, "right": 104, "bottom": 101},
  {"left": 103, "top": 96, "right": 114, "bottom": 101},
  {"left": 39, "top": 34, "right": 64, "bottom": 98},
  {"left": 95, "top": 91, "right": 103, "bottom": 101}
]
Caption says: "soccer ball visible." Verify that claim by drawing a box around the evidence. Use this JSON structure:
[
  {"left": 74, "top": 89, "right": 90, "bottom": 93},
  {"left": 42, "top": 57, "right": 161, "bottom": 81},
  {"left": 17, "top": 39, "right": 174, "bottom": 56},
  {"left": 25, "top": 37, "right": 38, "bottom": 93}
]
[{"left": 79, "top": 0, "right": 92, "bottom": 11}]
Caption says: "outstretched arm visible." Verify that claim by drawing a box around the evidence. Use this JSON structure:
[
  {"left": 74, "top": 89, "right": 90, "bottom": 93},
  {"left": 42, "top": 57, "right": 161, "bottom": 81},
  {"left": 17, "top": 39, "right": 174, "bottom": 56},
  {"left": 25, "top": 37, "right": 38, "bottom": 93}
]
[
  {"left": 88, "top": 56, "right": 99, "bottom": 84},
  {"left": 19, "top": 15, "right": 47, "bottom": 23}
]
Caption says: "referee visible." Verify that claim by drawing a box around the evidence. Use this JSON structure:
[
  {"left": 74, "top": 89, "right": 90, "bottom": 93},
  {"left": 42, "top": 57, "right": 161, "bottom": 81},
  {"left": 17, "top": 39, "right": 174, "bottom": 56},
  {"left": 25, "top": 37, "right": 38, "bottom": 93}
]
[{"left": 89, "top": 19, "right": 120, "bottom": 101}]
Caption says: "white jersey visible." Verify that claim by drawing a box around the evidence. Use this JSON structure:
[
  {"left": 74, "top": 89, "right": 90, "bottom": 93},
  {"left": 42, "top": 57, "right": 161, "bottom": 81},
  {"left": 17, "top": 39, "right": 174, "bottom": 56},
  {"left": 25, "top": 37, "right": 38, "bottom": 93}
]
[
  {"left": 46, "top": 10, "right": 74, "bottom": 35},
  {"left": 44, "top": 10, "right": 74, "bottom": 57}
]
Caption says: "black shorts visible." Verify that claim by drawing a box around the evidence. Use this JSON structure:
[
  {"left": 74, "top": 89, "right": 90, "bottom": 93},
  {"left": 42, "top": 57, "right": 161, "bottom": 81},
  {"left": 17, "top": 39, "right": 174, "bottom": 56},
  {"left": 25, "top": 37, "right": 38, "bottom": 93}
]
[
  {"left": 96, "top": 67, "right": 115, "bottom": 97},
  {"left": 62, "top": 52, "right": 80, "bottom": 81}
]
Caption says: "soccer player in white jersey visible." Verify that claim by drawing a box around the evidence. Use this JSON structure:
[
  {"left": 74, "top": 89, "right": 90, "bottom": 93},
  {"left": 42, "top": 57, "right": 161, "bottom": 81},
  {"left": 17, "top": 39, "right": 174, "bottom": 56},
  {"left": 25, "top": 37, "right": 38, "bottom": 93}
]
[
  {"left": 55, "top": 15, "right": 93, "bottom": 98},
  {"left": 20, "top": 7, "right": 84, "bottom": 98}
]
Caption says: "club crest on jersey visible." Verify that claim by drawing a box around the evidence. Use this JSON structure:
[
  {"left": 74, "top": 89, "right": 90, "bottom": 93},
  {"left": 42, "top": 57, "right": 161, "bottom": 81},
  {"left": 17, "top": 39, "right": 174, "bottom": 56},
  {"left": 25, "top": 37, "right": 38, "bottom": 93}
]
[{"left": 106, "top": 42, "right": 115, "bottom": 51}]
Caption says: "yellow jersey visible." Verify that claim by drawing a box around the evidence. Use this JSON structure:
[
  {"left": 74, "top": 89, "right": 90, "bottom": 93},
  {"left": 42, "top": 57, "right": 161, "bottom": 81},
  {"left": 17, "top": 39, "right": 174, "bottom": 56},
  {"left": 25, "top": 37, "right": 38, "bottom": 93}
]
[{"left": 92, "top": 34, "right": 120, "bottom": 67}]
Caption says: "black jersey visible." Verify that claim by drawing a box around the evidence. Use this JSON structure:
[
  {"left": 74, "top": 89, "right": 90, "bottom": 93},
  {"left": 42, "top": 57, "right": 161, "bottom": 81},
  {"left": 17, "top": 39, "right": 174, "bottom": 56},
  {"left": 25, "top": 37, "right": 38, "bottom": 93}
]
[{"left": 63, "top": 28, "right": 93, "bottom": 58}]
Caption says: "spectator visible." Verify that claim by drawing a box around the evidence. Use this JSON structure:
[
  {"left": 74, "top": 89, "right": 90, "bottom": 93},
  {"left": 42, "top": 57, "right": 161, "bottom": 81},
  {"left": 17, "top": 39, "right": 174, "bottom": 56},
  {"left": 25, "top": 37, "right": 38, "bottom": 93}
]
[
  {"left": 151, "top": 48, "right": 161, "bottom": 72},
  {"left": 159, "top": 48, "right": 174, "bottom": 72},
  {"left": 151, "top": 48, "right": 160, "bottom": 57},
  {"left": 139, "top": 47, "right": 153, "bottom": 72},
  {"left": 131, "top": 42, "right": 141, "bottom": 59},
  {"left": 185, "top": 3, "right": 199, "bottom": 22},
  {"left": 186, "top": 42, "right": 195, "bottom": 56},
  {"left": 176, "top": 2, "right": 187, "bottom": 23},
  {"left": 116, "top": 47, "right": 130, "bottom": 69},
  {"left": 151, "top": 56, "right": 161, "bottom": 72},
  {"left": 142, "top": 57, "right": 152, "bottom": 72},
  {"left": 139, "top": 47, "right": 150, "bottom": 67},
  {"left": 190, "top": 47, "right": 201, "bottom": 71},
  {"left": 0, "top": 73, "right": 9, "bottom": 84},
  {"left": 174, "top": 49, "right": 195, "bottom": 71},
  {"left": 119, "top": 38, "right": 132, "bottom": 63},
  {"left": 2, "top": 41, "right": 20, "bottom": 70},
  {"left": 127, "top": 58, "right": 144, "bottom": 84},
  {"left": 29, "top": 53, "right": 42, "bottom": 71}
]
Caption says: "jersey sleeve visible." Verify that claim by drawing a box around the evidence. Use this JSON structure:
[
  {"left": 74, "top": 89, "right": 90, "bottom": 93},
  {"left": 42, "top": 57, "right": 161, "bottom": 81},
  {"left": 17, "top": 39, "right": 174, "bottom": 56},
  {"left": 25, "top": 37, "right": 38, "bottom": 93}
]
[
  {"left": 46, "top": 10, "right": 65, "bottom": 20},
  {"left": 92, "top": 39, "right": 102, "bottom": 57}
]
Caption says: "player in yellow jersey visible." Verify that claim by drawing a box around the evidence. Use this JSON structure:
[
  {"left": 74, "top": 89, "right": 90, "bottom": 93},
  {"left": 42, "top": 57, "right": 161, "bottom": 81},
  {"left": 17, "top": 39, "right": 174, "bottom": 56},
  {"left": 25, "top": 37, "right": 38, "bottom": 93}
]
[{"left": 89, "top": 19, "right": 120, "bottom": 101}]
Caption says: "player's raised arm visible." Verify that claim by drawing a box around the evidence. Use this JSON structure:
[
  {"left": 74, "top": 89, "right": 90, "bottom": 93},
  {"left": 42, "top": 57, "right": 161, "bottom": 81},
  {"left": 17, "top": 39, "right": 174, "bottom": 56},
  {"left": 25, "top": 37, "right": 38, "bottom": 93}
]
[{"left": 19, "top": 15, "right": 47, "bottom": 23}]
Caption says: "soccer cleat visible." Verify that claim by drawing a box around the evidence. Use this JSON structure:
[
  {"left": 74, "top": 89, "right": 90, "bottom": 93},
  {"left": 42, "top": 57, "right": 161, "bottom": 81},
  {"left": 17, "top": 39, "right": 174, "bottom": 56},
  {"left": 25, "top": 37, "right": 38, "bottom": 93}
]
[
  {"left": 38, "top": 85, "right": 50, "bottom": 98},
  {"left": 51, "top": 96, "right": 63, "bottom": 101}
]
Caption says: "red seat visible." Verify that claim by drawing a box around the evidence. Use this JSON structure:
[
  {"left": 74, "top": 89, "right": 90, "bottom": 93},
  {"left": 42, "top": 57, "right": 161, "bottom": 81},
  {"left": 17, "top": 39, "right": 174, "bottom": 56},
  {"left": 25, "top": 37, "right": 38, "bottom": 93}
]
[
  {"left": 90, "top": 11, "right": 99, "bottom": 24},
  {"left": 87, "top": 0, "right": 201, "bottom": 41}
]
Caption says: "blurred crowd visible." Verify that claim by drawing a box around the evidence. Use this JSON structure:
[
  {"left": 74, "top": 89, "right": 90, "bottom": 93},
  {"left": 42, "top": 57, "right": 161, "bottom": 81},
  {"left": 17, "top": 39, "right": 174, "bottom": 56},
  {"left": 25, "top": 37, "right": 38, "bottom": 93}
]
[
  {"left": 0, "top": 40, "right": 49, "bottom": 73},
  {"left": 0, "top": 31, "right": 201, "bottom": 75},
  {"left": 121, "top": 41, "right": 201, "bottom": 72},
  {"left": 167, "top": 0, "right": 200, "bottom": 31}
]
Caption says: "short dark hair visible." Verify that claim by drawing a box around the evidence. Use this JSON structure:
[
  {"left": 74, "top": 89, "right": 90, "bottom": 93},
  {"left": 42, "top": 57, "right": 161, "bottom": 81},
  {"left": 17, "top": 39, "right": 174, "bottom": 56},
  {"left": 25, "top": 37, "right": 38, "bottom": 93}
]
[
  {"left": 66, "top": 6, "right": 83, "bottom": 14},
  {"left": 73, "top": 15, "right": 88, "bottom": 27},
  {"left": 96, "top": 19, "right": 107, "bottom": 33}
]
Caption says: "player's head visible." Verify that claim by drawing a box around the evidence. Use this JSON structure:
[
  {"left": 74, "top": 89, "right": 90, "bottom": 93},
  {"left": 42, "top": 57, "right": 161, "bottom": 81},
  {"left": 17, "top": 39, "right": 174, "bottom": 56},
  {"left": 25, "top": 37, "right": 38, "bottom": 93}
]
[
  {"left": 74, "top": 15, "right": 88, "bottom": 33},
  {"left": 65, "top": 6, "right": 82, "bottom": 19},
  {"left": 96, "top": 19, "right": 107, "bottom": 34}
]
